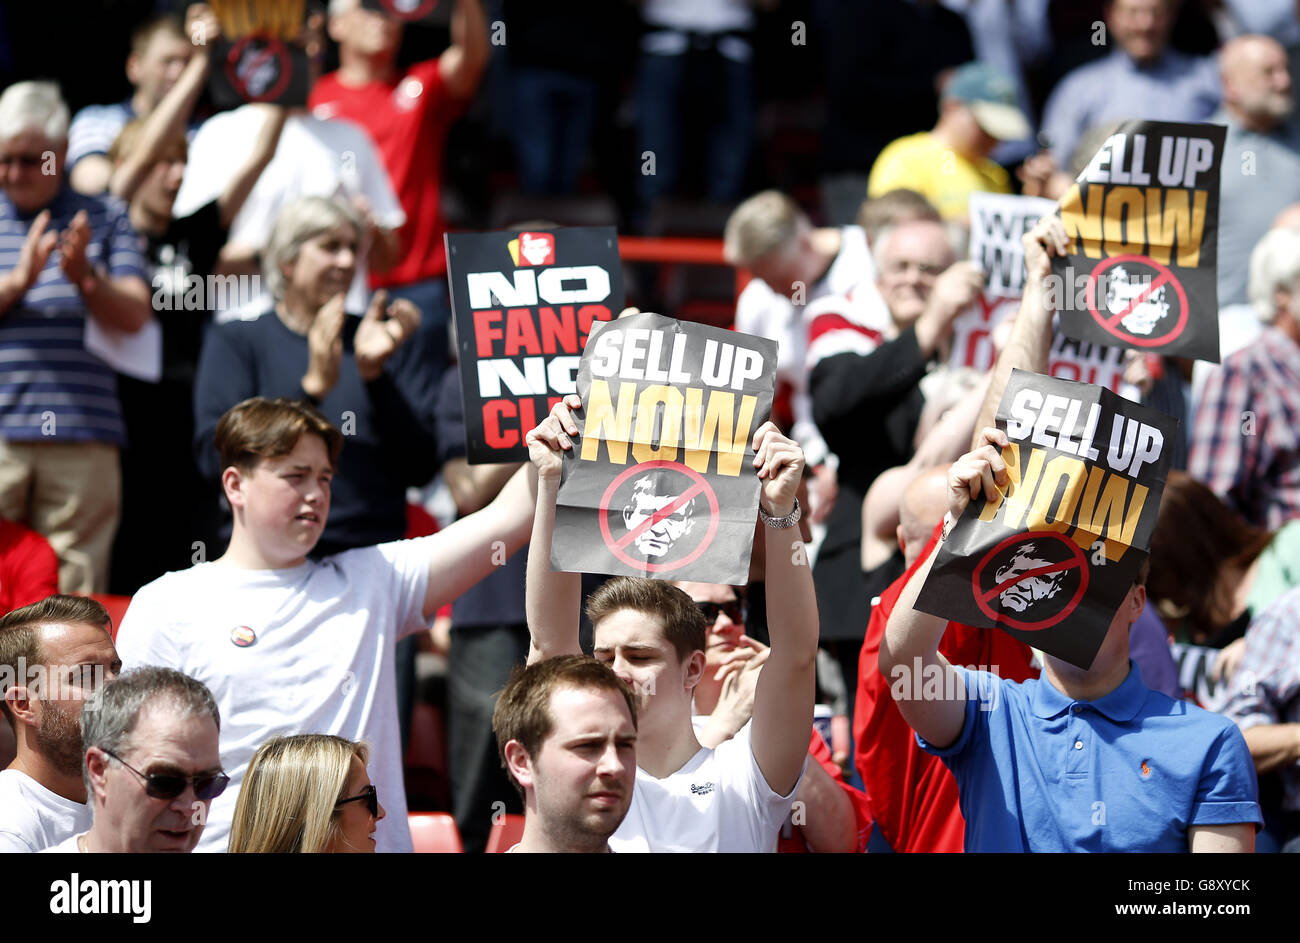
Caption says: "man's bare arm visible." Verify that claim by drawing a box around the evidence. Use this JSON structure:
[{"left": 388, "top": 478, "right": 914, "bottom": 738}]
[
  {"left": 793, "top": 760, "right": 859, "bottom": 853},
  {"left": 523, "top": 395, "right": 584, "bottom": 663},
  {"left": 1242, "top": 723, "right": 1300, "bottom": 774},
  {"left": 422, "top": 461, "right": 537, "bottom": 620},
  {"left": 750, "top": 424, "right": 820, "bottom": 797},
  {"left": 1189, "top": 824, "right": 1254, "bottom": 853},
  {"left": 439, "top": 0, "right": 490, "bottom": 99},
  {"left": 971, "top": 216, "right": 1068, "bottom": 448},
  {"left": 881, "top": 427, "right": 1010, "bottom": 749},
  {"left": 442, "top": 458, "right": 523, "bottom": 516}
]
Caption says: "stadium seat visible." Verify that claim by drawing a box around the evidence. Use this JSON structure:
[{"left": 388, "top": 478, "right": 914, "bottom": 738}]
[
  {"left": 484, "top": 813, "right": 526, "bottom": 853},
  {"left": 88, "top": 594, "right": 132, "bottom": 642},
  {"left": 408, "top": 812, "right": 464, "bottom": 853}
]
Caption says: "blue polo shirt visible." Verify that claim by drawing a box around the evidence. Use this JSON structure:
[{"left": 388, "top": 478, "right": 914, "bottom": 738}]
[{"left": 918, "top": 661, "right": 1262, "bottom": 852}]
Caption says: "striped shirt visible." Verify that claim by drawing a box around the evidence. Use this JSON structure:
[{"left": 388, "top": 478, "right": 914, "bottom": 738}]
[
  {"left": 67, "top": 100, "right": 200, "bottom": 169},
  {"left": 0, "top": 186, "right": 148, "bottom": 445},
  {"left": 1188, "top": 326, "right": 1300, "bottom": 530},
  {"left": 1221, "top": 585, "right": 1300, "bottom": 812}
]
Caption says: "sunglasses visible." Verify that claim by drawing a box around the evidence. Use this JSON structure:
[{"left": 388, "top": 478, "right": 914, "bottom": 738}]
[
  {"left": 0, "top": 154, "right": 45, "bottom": 169},
  {"left": 697, "top": 600, "right": 744, "bottom": 624},
  {"left": 105, "top": 750, "right": 230, "bottom": 801},
  {"left": 335, "top": 783, "right": 378, "bottom": 818}
]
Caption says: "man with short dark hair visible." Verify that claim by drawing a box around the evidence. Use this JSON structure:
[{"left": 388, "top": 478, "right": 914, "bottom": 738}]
[
  {"left": 527, "top": 403, "right": 819, "bottom": 852},
  {"left": 493, "top": 655, "right": 637, "bottom": 853},
  {"left": 41, "top": 667, "right": 225, "bottom": 853},
  {"left": 0, "top": 595, "right": 120, "bottom": 852}
]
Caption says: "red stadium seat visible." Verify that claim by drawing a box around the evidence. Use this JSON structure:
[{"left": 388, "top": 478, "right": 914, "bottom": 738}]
[
  {"left": 88, "top": 594, "right": 132, "bottom": 642},
  {"left": 408, "top": 812, "right": 463, "bottom": 853},
  {"left": 484, "top": 814, "right": 526, "bottom": 853}
]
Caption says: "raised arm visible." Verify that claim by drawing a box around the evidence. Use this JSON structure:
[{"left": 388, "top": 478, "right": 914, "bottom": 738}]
[
  {"left": 217, "top": 105, "right": 288, "bottom": 229},
  {"left": 749, "top": 423, "right": 820, "bottom": 797},
  {"left": 971, "top": 215, "right": 1067, "bottom": 447},
  {"left": 439, "top": 0, "right": 489, "bottom": 99},
  {"left": 523, "top": 395, "right": 584, "bottom": 663},
  {"left": 880, "top": 426, "right": 1010, "bottom": 750},
  {"left": 421, "top": 459, "right": 538, "bottom": 620},
  {"left": 110, "top": 4, "right": 219, "bottom": 202}
]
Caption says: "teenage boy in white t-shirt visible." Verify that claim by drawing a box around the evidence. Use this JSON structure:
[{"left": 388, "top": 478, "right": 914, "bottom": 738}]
[
  {"left": 0, "top": 596, "right": 121, "bottom": 852},
  {"left": 115, "top": 396, "right": 538, "bottom": 852},
  {"left": 525, "top": 397, "right": 819, "bottom": 852}
]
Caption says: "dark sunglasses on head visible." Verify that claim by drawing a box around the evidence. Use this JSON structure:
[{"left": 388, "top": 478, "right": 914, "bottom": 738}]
[
  {"left": 335, "top": 783, "right": 378, "bottom": 818},
  {"left": 697, "top": 600, "right": 744, "bottom": 624},
  {"left": 105, "top": 749, "right": 230, "bottom": 801}
]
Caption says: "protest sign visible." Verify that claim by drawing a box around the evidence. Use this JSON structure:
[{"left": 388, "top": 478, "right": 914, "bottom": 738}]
[
  {"left": 550, "top": 312, "right": 777, "bottom": 584},
  {"left": 916, "top": 369, "right": 1178, "bottom": 669},
  {"left": 446, "top": 227, "right": 623, "bottom": 463},
  {"left": 207, "top": 0, "right": 310, "bottom": 107},
  {"left": 1051, "top": 120, "right": 1225, "bottom": 361},
  {"left": 361, "top": 0, "right": 447, "bottom": 24},
  {"left": 952, "top": 192, "right": 1138, "bottom": 398}
]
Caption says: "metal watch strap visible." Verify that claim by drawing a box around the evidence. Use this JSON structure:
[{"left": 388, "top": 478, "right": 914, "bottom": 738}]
[{"left": 758, "top": 497, "right": 801, "bottom": 529}]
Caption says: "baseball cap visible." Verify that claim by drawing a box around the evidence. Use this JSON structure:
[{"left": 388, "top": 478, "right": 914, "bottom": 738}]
[{"left": 943, "top": 62, "right": 1031, "bottom": 142}]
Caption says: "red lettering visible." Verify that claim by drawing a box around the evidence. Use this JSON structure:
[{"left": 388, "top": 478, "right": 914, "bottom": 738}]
[
  {"left": 483, "top": 400, "right": 519, "bottom": 449},
  {"left": 539, "top": 306, "right": 577, "bottom": 355},
  {"left": 1049, "top": 360, "right": 1081, "bottom": 382},
  {"left": 577, "top": 305, "right": 614, "bottom": 346},
  {"left": 473, "top": 309, "right": 504, "bottom": 358},
  {"left": 504, "top": 308, "right": 542, "bottom": 356},
  {"left": 962, "top": 329, "right": 992, "bottom": 370}
]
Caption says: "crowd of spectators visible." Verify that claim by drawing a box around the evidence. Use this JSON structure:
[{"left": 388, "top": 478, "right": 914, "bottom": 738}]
[{"left": 2, "top": 0, "right": 1300, "bottom": 855}]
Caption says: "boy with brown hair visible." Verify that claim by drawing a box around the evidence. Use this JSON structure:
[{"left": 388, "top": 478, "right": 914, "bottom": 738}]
[{"left": 115, "top": 396, "right": 538, "bottom": 852}]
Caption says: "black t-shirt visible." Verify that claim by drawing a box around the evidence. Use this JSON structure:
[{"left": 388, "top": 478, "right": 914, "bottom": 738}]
[{"left": 145, "top": 199, "right": 226, "bottom": 380}]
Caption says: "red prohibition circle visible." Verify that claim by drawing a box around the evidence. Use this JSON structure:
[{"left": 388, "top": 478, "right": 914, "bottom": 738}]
[
  {"left": 225, "top": 36, "right": 292, "bottom": 104},
  {"left": 598, "top": 460, "right": 720, "bottom": 574},
  {"left": 380, "top": 0, "right": 438, "bottom": 19},
  {"left": 971, "top": 531, "right": 1089, "bottom": 632},
  {"left": 1084, "top": 254, "right": 1189, "bottom": 348}
]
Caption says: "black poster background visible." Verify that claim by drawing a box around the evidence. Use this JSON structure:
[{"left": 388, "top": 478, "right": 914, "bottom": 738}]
[
  {"left": 551, "top": 312, "right": 777, "bottom": 585},
  {"left": 915, "top": 370, "right": 1178, "bottom": 669},
  {"left": 1052, "top": 120, "right": 1225, "bottom": 362},
  {"left": 446, "top": 226, "right": 624, "bottom": 463},
  {"left": 206, "top": 1, "right": 310, "bottom": 108}
]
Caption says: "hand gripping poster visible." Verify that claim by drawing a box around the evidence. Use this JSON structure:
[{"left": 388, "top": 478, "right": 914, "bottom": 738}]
[
  {"left": 550, "top": 312, "right": 777, "bottom": 585},
  {"left": 1051, "top": 120, "right": 1226, "bottom": 362},
  {"left": 915, "top": 370, "right": 1178, "bottom": 669},
  {"left": 446, "top": 226, "right": 623, "bottom": 463}
]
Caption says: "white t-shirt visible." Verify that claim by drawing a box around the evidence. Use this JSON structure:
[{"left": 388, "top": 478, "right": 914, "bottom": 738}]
[
  {"left": 0, "top": 769, "right": 93, "bottom": 853},
  {"left": 37, "top": 832, "right": 84, "bottom": 853},
  {"left": 608, "top": 721, "right": 802, "bottom": 853},
  {"left": 172, "top": 108, "right": 405, "bottom": 317},
  {"left": 734, "top": 226, "right": 879, "bottom": 466},
  {"left": 113, "top": 540, "right": 433, "bottom": 853}
]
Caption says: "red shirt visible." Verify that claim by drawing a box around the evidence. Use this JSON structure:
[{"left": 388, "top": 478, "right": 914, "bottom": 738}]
[
  {"left": 310, "top": 59, "right": 465, "bottom": 286},
  {"left": 853, "top": 524, "right": 1038, "bottom": 852},
  {"left": 0, "top": 520, "right": 58, "bottom": 614}
]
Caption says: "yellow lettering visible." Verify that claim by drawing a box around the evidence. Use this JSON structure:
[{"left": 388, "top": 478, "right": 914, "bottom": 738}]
[
  {"left": 1078, "top": 475, "right": 1147, "bottom": 561},
  {"left": 1060, "top": 183, "right": 1105, "bottom": 259},
  {"left": 681, "top": 390, "right": 755, "bottom": 476},
  {"left": 1102, "top": 186, "right": 1146, "bottom": 257},
  {"left": 1145, "top": 188, "right": 1206, "bottom": 267},
  {"left": 997, "top": 445, "right": 1046, "bottom": 529},
  {"left": 1024, "top": 455, "right": 1087, "bottom": 534},
  {"left": 630, "top": 385, "right": 684, "bottom": 464},
  {"left": 580, "top": 379, "right": 636, "bottom": 464}
]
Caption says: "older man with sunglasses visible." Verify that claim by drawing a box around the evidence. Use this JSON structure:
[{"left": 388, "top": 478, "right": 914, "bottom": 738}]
[{"left": 41, "top": 667, "right": 226, "bottom": 853}]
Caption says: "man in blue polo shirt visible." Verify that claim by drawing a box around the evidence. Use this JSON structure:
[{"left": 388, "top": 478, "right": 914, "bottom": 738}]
[
  {"left": 878, "top": 213, "right": 1262, "bottom": 853},
  {"left": 0, "top": 81, "right": 152, "bottom": 594}
]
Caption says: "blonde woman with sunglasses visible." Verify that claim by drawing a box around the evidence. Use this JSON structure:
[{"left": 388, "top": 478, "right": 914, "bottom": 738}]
[{"left": 228, "top": 734, "right": 385, "bottom": 853}]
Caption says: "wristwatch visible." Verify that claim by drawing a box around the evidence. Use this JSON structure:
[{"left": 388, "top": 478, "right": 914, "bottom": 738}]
[{"left": 758, "top": 497, "right": 801, "bottom": 529}]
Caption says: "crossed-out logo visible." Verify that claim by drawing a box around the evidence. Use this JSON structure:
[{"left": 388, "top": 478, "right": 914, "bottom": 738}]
[
  {"left": 50, "top": 874, "right": 151, "bottom": 924},
  {"left": 225, "top": 36, "right": 292, "bottom": 103}
]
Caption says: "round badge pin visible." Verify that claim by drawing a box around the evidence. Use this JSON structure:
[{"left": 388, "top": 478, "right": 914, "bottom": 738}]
[{"left": 230, "top": 625, "right": 257, "bottom": 648}]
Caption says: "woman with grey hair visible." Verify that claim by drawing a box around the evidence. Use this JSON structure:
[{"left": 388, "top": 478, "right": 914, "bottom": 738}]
[{"left": 192, "top": 194, "right": 440, "bottom": 555}]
